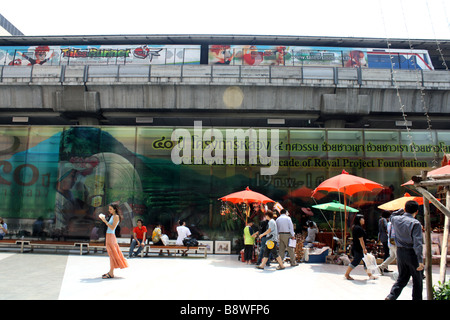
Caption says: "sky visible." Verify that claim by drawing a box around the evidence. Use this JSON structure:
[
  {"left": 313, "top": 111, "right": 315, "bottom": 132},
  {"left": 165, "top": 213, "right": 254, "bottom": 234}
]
[{"left": 2, "top": 0, "right": 450, "bottom": 39}]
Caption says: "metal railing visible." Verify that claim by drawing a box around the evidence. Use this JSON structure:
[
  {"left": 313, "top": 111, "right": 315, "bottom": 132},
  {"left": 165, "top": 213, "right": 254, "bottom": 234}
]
[{"left": 0, "top": 64, "right": 448, "bottom": 89}]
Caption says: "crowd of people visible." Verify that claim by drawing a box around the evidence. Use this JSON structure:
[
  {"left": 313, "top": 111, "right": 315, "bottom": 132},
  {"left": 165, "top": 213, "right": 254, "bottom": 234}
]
[
  {"left": 26, "top": 193, "right": 423, "bottom": 301},
  {"left": 241, "top": 208, "right": 308, "bottom": 270},
  {"left": 343, "top": 200, "right": 424, "bottom": 300},
  {"left": 240, "top": 200, "right": 425, "bottom": 300}
]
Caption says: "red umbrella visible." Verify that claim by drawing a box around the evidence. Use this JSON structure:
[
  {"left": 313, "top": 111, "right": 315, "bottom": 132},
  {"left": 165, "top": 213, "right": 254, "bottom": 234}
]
[
  {"left": 311, "top": 170, "right": 384, "bottom": 249},
  {"left": 312, "top": 170, "right": 383, "bottom": 197},
  {"left": 402, "top": 165, "right": 450, "bottom": 186},
  {"left": 285, "top": 186, "right": 326, "bottom": 202},
  {"left": 219, "top": 186, "right": 274, "bottom": 204},
  {"left": 219, "top": 187, "right": 274, "bottom": 223}
]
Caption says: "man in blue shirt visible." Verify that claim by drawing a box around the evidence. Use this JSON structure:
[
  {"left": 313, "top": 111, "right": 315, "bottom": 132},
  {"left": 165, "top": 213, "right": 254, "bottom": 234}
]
[{"left": 385, "top": 201, "right": 424, "bottom": 300}]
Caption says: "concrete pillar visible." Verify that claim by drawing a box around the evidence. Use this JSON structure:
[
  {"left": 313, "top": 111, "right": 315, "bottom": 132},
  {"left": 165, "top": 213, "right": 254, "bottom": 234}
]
[
  {"left": 77, "top": 117, "right": 99, "bottom": 125},
  {"left": 324, "top": 119, "right": 346, "bottom": 128}
]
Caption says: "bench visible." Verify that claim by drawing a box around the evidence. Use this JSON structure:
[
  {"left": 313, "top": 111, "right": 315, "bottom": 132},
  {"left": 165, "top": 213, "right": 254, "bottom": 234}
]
[
  {"left": 141, "top": 244, "right": 207, "bottom": 258},
  {"left": 0, "top": 239, "right": 31, "bottom": 253},
  {"left": 0, "top": 239, "right": 89, "bottom": 255},
  {"left": 30, "top": 241, "right": 89, "bottom": 255},
  {"left": 0, "top": 240, "right": 207, "bottom": 258}
]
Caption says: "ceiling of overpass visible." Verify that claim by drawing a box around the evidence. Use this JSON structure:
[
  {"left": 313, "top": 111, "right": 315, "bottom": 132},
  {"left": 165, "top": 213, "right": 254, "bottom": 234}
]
[{"left": 2, "top": 110, "right": 450, "bottom": 130}]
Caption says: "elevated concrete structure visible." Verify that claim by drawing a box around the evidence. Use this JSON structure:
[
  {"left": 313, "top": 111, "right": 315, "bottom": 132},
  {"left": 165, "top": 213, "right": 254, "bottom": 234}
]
[
  {"left": 0, "top": 64, "right": 448, "bottom": 128},
  {"left": 0, "top": 35, "right": 448, "bottom": 128}
]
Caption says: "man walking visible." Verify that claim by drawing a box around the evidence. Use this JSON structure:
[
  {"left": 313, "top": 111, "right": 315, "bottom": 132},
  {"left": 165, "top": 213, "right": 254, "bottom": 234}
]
[
  {"left": 378, "top": 210, "right": 399, "bottom": 275},
  {"left": 276, "top": 209, "right": 297, "bottom": 266},
  {"left": 256, "top": 210, "right": 285, "bottom": 270},
  {"left": 386, "top": 201, "right": 424, "bottom": 300},
  {"left": 378, "top": 211, "right": 392, "bottom": 273}
]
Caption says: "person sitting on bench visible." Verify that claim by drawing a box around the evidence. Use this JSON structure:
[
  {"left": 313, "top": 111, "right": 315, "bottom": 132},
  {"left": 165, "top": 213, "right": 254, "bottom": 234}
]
[
  {"left": 152, "top": 223, "right": 171, "bottom": 256},
  {"left": 128, "top": 219, "right": 147, "bottom": 258},
  {"left": 176, "top": 220, "right": 191, "bottom": 256}
]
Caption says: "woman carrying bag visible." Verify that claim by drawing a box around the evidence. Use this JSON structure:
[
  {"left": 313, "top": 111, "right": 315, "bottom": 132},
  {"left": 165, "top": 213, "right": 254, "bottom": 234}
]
[{"left": 344, "top": 214, "right": 377, "bottom": 281}]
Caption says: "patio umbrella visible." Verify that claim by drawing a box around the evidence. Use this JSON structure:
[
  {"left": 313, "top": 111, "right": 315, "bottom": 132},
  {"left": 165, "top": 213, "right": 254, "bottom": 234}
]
[
  {"left": 313, "top": 201, "right": 359, "bottom": 236},
  {"left": 378, "top": 193, "right": 424, "bottom": 211},
  {"left": 402, "top": 165, "right": 450, "bottom": 186},
  {"left": 219, "top": 186, "right": 274, "bottom": 223},
  {"left": 312, "top": 201, "right": 360, "bottom": 213},
  {"left": 219, "top": 186, "right": 274, "bottom": 204},
  {"left": 284, "top": 186, "right": 326, "bottom": 202},
  {"left": 301, "top": 207, "right": 314, "bottom": 216},
  {"left": 312, "top": 170, "right": 383, "bottom": 197},
  {"left": 377, "top": 193, "right": 439, "bottom": 211},
  {"left": 311, "top": 170, "right": 383, "bottom": 249}
]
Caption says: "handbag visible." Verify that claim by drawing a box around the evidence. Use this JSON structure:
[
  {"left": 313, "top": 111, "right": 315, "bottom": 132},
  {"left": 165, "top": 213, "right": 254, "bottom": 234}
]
[{"left": 183, "top": 237, "right": 198, "bottom": 247}]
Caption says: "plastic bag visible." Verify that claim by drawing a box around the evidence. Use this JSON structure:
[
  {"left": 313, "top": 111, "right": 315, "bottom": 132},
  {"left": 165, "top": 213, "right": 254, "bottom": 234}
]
[
  {"left": 161, "top": 234, "right": 169, "bottom": 246},
  {"left": 362, "top": 253, "right": 379, "bottom": 275}
]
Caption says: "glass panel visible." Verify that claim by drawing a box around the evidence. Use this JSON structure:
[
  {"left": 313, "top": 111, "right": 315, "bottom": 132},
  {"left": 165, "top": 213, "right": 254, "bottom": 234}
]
[
  {"left": 364, "top": 131, "right": 401, "bottom": 158},
  {"left": 326, "top": 130, "right": 364, "bottom": 158},
  {"left": 288, "top": 129, "right": 325, "bottom": 158},
  {"left": 401, "top": 130, "right": 437, "bottom": 159}
]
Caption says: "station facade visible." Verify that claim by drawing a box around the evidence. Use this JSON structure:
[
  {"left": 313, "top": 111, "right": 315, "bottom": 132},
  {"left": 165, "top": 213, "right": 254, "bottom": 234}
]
[{"left": 0, "top": 34, "right": 449, "bottom": 251}]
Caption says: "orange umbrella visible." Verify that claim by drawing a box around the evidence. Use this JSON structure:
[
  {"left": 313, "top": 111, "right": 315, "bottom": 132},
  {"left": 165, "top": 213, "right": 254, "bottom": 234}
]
[
  {"left": 284, "top": 186, "right": 326, "bottom": 202},
  {"left": 219, "top": 187, "right": 274, "bottom": 223},
  {"left": 312, "top": 170, "right": 383, "bottom": 197},
  {"left": 312, "top": 170, "right": 384, "bottom": 249},
  {"left": 285, "top": 186, "right": 315, "bottom": 198},
  {"left": 378, "top": 193, "right": 424, "bottom": 211},
  {"left": 402, "top": 165, "right": 450, "bottom": 186},
  {"left": 219, "top": 186, "right": 274, "bottom": 204}
]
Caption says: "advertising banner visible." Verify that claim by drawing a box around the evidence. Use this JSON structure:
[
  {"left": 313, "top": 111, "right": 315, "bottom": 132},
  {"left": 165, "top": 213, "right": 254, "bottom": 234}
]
[
  {"left": 0, "top": 125, "right": 447, "bottom": 241},
  {"left": 0, "top": 44, "right": 201, "bottom": 66},
  {"left": 208, "top": 45, "right": 434, "bottom": 69},
  {"left": 208, "top": 45, "right": 368, "bottom": 67}
]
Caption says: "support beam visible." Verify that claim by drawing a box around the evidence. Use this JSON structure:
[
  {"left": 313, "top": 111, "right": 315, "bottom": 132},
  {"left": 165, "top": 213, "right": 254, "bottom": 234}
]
[
  {"left": 441, "top": 189, "right": 450, "bottom": 283},
  {"left": 415, "top": 186, "right": 450, "bottom": 218},
  {"left": 422, "top": 191, "right": 434, "bottom": 300},
  {"left": 420, "top": 171, "right": 433, "bottom": 300}
]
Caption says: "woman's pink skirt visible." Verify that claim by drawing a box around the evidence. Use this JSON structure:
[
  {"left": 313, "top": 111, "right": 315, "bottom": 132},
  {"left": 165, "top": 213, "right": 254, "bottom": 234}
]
[{"left": 106, "top": 233, "right": 129, "bottom": 269}]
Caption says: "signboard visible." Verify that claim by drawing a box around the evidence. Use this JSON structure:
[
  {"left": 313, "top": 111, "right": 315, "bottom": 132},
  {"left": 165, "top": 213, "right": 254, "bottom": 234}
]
[{"left": 0, "top": 44, "right": 201, "bottom": 66}]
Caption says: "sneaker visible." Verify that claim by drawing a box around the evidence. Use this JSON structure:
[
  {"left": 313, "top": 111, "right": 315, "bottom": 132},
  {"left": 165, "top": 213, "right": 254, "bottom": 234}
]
[
  {"left": 378, "top": 266, "right": 384, "bottom": 275},
  {"left": 383, "top": 269, "right": 393, "bottom": 273}
]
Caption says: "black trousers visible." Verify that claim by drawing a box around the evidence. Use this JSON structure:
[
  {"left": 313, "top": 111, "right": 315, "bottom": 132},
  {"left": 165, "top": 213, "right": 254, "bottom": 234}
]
[
  {"left": 244, "top": 245, "right": 254, "bottom": 262},
  {"left": 387, "top": 247, "right": 423, "bottom": 300}
]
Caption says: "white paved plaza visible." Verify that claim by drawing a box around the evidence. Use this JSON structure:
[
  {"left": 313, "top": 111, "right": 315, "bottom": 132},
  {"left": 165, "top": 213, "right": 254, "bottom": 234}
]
[{"left": 0, "top": 251, "right": 448, "bottom": 301}]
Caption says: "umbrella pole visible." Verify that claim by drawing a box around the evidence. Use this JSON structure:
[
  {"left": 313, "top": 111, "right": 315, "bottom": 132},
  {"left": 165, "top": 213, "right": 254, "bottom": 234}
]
[
  {"left": 344, "top": 191, "right": 348, "bottom": 252},
  {"left": 332, "top": 211, "right": 336, "bottom": 251},
  {"left": 333, "top": 211, "right": 336, "bottom": 232}
]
